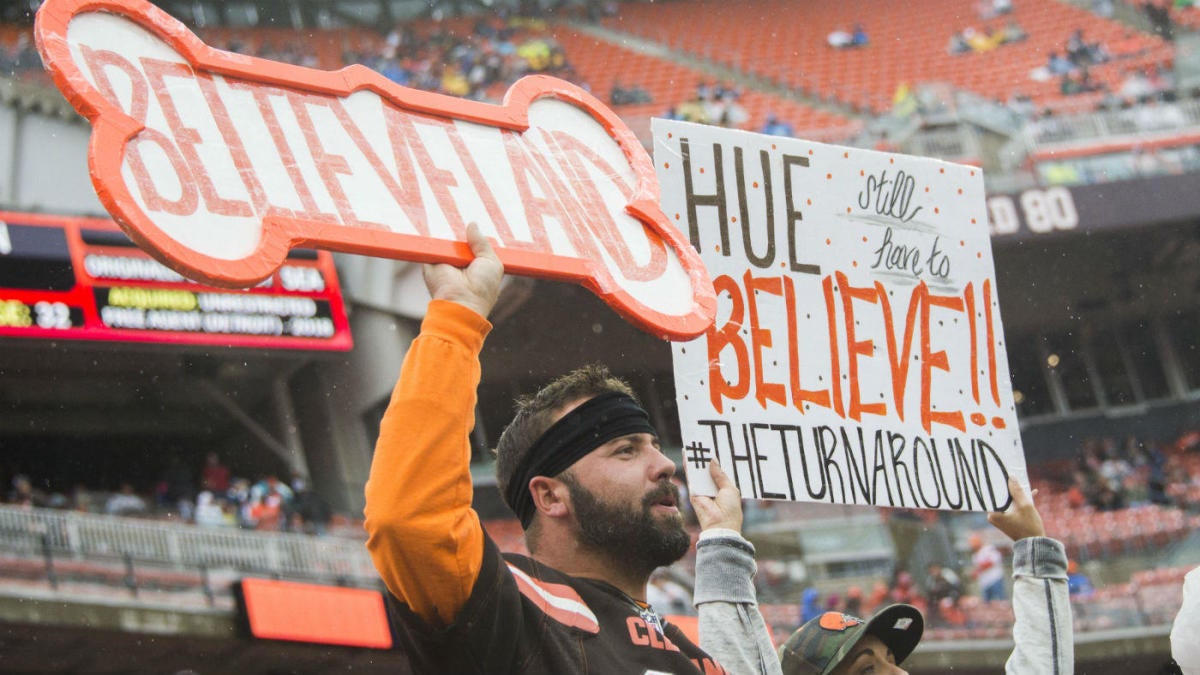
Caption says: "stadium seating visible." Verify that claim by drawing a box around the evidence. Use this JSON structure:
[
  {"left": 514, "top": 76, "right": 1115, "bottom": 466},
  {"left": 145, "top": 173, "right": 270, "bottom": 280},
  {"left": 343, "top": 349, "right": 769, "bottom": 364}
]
[
  {"left": 543, "top": 24, "right": 855, "bottom": 135},
  {"left": 602, "top": 0, "right": 1173, "bottom": 114}
]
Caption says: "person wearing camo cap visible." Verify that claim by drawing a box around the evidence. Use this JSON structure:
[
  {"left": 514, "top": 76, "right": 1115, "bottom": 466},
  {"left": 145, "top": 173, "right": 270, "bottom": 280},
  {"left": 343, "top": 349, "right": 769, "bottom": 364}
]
[
  {"left": 779, "top": 603, "right": 923, "bottom": 675},
  {"left": 778, "top": 477, "right": 1074, "bottom": 675}
]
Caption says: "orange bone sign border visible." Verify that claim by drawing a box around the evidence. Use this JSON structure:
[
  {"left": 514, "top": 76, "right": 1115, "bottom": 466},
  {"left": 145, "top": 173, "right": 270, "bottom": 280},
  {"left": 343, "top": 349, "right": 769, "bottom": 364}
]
[{"left": 34, "top": 0, "right": 716, "bottom": 340}]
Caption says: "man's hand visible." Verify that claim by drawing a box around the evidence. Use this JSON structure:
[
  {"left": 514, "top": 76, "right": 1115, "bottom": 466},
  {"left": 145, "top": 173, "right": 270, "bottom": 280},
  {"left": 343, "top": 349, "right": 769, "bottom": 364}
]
[
  {"left": 689, "top": 461, "right": 743, "bottom": 532},
  {"left": 988, "top": 476, "right": 1046, "bottom": 542},
  {"left": 422, "top": 223, "right": 505, "bottom": 319}
]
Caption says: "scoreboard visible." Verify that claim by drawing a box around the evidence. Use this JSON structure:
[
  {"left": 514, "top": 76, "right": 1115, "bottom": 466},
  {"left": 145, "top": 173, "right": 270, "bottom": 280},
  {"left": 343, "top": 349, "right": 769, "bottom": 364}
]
[{"left": 0, "top": 211, "right": 352, "bottom": 351}]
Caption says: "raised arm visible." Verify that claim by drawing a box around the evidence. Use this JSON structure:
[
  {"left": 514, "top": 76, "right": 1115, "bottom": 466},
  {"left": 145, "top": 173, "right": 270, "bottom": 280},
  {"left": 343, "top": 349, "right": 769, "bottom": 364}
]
[
  {"left": 691, "top": 461, "right": 783, "bottom": 675},
  {"left": 363, "top": 224, "right": 504, "bottom": 629},
  {"left": 989, "top": 476, "right": 1074, "bottom": 675}
]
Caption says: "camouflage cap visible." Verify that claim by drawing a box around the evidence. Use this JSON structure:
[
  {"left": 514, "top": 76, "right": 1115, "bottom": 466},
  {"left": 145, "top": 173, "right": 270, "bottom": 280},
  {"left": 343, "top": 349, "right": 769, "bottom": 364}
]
[{"left": 778, "top": 604, "right": 924, "bottom": 675}]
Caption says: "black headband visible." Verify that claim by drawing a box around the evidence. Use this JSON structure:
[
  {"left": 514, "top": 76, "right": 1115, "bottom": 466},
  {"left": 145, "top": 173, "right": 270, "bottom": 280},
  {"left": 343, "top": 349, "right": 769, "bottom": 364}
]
[{"left": 505, "top": 391, "right": 656, "bottom": 528}]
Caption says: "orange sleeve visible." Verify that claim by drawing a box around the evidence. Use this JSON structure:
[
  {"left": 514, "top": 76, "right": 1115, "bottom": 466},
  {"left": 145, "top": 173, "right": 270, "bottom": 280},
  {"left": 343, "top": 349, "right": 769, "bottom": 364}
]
[{"left": 363, "top": 299, "right": 492, "bottom": 629}]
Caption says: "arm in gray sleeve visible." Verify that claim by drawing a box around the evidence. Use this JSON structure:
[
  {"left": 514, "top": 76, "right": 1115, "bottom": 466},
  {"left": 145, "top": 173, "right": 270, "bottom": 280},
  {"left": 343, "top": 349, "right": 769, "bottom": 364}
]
[
  {"left": 1006, "top": 536, "right": 1074, "bottom": 675},
  {"left": 693, "top": 530, "right": 783, "bottom": 675}
]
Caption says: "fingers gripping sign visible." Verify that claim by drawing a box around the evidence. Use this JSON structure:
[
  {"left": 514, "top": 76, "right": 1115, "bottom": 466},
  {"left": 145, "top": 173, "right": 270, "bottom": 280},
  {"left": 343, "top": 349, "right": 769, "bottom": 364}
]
[
  {"left": 423, "top": 223, "right": 505, "bottom": 319},
  {"left": 689, "top": 460, "right": 744, "bottom": 533},
  {"left": 988, "top": 476, "right": 1046, "bottom": 542}
]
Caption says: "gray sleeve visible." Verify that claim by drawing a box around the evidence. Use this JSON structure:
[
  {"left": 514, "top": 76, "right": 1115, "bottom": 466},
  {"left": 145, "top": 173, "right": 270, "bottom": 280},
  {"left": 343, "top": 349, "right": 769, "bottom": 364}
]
[
  {"left": 693, "top": 534, "right": 783, "bottom": 675},
  {"left": 1005, "top": 537, "right": 1074, "bottom": 675}
]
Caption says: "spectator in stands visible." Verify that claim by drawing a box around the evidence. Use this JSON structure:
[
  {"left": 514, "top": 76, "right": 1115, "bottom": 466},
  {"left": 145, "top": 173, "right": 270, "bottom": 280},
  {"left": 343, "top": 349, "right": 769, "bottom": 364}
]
[
  {"left": 824, "top": 593, "right": 843, "bottom": 614},
  {"left": 7, "top": 474, "right": 46, "bottom": 508},
  {"left": 1061, "top": 68, "right": 1103, "bottom": 96},
  {"left": 964, "top": 25, "right": 1004, "bottom": 53},
  {"left": 827, "top": 26, "right": 853, "bottom": 49},
  {"left": 889, "top": 571, "right": 919, "bottom": 607},
  {"left": 779, "top": 477, "right": 1073, "bottom": 675},
  {"left": 715, "top": 81, "right": 743, "bottom": 103},
  {"left": 1147, "top": 442, "right": 1173, "bottom": 505},
  {"left": 850, "top": 24, "right": 869, "bottom": 48},
  {"left": 1067, "top": 469, "right": 1093, "bottom": 508},
  {"left": 69, "top": 483, "right": 95, "bottom": 513},
  {"left": 1143, "top": 0, "right": 1175, "bottom": 41},
  {"left": 379, "top": 58, "right": 412, "bottom": 85},
  {"left": 287, "top": 474, "right": 332, "bottom": 535},
  {"left": 1120, "top": 67, "right": 1158, "bottom": 103},
  {"left": 710, "top": 98, "right": 748, "bottom": 128},
  {"left": 158, "top": 455, "right": 195, "bottom": 521},
  {"left": 194, "top": 491, "right": 228, "bottom": 528},
  {"left": 1099, "top": 443, "right": 1133, "bottom": 492},
  {"left": 924, "top": 561, "right": 963, "bottom": 627},
  {"left": 1075, "top": 29, "right": 1112, "bottom": 66},
  {"left": 948, "top": 31, "right": 972, "bottom": 56},
  {"left": 105, "top": 482, "right": 148, "bottom": 516},
  {"left": 1047, "top": 50, "right": 1076, "bottom": 76},
  {"left": 844, "top": 586, "right": 864, "bottom": 617},
  {"left": 761, "top": 114, "right": 795, "bottom": 137},
  {"left": 968, "top": 532, "right": 1006, "bottom": 601},
  {"left": 1066, "top": 29, "right": 1090, "bottom": 65},
  {"left": 609, "top": 80, "right": 652, "bottom": 106},
  {"left": 977, "top": 0, "right": 1013, "bottom": 20},
  {"left": 800, "top": 587, "right": 823, "bottom": 624},
  {"left": 200, "top": 452, "right": 230, "bottom": 495},
  {"left": 1001, "top": 18, "right": 1028, "bottom": 44},
  {"left": 610, "top": 80, "right": 630, "bottom": 106},
  {"left": 1093, "top": 0, "right": 1115, "bottom": 17},
  {"left": 251, "top": 475, "right": 294, "bottom": 507},
  {"left": 226, "top": 477, "right": 254, "bottom": 527},
  {"left": 249, "top": 489, "right": 285, "bottom": 531},
  {"left": 1066, "top": 560, "right": 1095, "bottom": 598},
  {"left": 1094, "top": 482, "right": 1127, "bottom": 511},
  {"left": 676, "top": 94, "right": 709, "bottom": 124}
]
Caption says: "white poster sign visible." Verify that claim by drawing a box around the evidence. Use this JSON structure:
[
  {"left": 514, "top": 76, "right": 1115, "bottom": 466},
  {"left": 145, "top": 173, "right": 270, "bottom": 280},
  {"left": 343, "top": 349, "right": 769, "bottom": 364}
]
[{"left": 658, "top": 119, "right": 1026, "bottom": 512}]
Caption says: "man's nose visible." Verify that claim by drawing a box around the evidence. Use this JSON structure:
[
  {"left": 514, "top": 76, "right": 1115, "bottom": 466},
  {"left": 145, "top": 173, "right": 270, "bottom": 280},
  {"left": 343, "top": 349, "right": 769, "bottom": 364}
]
[{"left": 649, "top": 446, "right": 676, "bottom": 480}]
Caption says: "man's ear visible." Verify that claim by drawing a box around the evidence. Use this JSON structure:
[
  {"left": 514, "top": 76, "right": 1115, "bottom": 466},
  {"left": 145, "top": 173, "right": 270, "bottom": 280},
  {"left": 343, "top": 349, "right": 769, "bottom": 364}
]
[{"left": 529, "top": 476, "right": 570, "bottom": 519}]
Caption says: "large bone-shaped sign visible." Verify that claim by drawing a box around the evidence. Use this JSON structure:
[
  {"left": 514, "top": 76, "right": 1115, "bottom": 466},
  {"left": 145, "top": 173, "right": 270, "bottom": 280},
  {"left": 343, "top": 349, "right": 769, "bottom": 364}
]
[{"left": 34, "top": 0, "right": 715, "bottom": 340}]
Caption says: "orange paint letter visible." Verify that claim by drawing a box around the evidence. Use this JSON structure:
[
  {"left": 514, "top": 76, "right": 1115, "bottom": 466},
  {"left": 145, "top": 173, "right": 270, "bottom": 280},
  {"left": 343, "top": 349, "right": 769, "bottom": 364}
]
[
  {"left": 707, "top": 274, "right": 751, "bottom": 413},
  {"left": 836, "top": 271, "right": 886, "bottom": 421}
]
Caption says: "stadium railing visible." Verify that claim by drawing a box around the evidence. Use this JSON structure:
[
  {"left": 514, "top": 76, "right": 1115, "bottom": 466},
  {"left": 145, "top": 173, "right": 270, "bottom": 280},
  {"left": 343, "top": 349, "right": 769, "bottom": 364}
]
[
  {"left": 0, "top": 503, "right": 379, "bottom": 585},
  {"left": 1000, "top": 97, "right": 1200, "bottom": 170}
]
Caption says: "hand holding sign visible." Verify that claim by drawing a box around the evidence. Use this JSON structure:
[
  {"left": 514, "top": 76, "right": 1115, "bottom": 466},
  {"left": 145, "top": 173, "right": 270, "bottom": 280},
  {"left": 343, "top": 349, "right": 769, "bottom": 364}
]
[
  {"left": 423, "top": 223, "right": 505, "bottom": 320},
  {"left": 689, "top": 460, "right": 744, "bottom": 533},
  {"left": 987, "top": 477, "right": 1046, "bottom": 541},
  {"left": 35, "top": 0, "right": 715, "bottom": 340}
]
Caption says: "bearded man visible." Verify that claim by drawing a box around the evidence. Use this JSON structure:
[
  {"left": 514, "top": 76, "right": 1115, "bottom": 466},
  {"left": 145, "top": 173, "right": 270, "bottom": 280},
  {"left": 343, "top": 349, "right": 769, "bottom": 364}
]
[{"left": 364, "top": 225, "right": 779, "bottom": 674}]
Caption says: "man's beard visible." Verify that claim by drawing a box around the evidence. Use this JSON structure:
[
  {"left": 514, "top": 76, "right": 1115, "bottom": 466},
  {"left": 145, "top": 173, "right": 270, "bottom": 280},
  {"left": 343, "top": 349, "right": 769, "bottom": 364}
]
[{"left": 561, "top": 473, "right": 691, "bottom": 577}]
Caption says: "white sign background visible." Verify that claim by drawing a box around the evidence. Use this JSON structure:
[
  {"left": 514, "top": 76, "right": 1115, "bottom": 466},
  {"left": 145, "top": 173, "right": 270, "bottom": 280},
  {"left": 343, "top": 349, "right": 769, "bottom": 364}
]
[{"left": 657, "top": 119, "right": 1026, "bottom": 512}]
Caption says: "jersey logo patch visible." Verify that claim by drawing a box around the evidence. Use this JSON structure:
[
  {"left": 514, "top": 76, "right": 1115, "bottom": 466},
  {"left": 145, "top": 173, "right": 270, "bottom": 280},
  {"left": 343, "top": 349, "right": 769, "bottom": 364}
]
[{"left": 506, "top": 563, "right": 600, "bottom": 634}]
